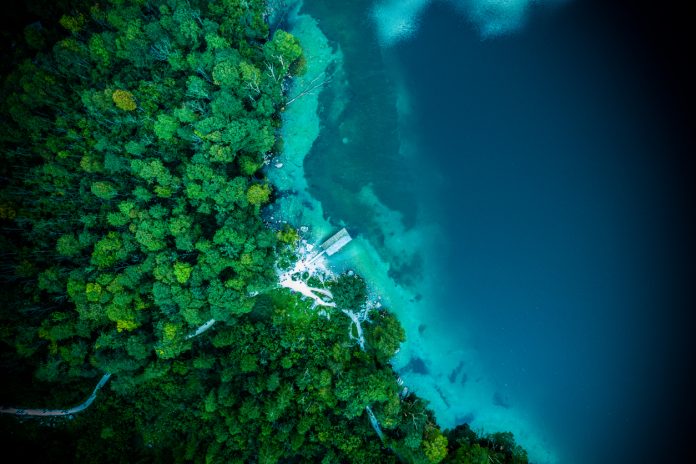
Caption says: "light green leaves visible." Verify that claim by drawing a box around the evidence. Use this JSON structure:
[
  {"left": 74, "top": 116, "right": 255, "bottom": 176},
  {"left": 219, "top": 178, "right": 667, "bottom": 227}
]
[
  {"left": 264, "top": 30, "right": 303, "bottom": 74},
  {"left": 153, "top": 113, "right": 179, "bottom": 140},
  {"left": 212, "top": 60, "right": 240, "bottom": 88},
  {"left": 173, "top": 262, "right": 192, "bottom": 284},
  {"left": 91, "top": 181, "right": 118, "bottom": 200},
  {"left": 91, "top": 231, "right": 126, "bottom": 268},
  {"left": 246, "top": 183, "right": 271, "bottom": 206}
]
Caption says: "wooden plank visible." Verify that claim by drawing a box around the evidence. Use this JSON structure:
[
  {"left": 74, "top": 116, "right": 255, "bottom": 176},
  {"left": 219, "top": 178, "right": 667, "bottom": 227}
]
[
  {"left": 320, "top": 228, "right": 351, "bottom": 254},
  {"left": 321, "top": 228, "right": 352, "bottom": 255},
  {"left": 325, "top": 235, "right": 351, "bottom": 255}
]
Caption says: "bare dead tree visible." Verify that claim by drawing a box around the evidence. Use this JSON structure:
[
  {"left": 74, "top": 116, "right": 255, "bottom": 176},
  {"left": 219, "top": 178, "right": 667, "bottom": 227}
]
[{"left": 285, "top": 71, "right": 335, "bottom": 107}]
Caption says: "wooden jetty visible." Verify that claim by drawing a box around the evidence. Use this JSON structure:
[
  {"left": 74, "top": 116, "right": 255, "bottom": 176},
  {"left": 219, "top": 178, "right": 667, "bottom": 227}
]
[{"left": 307, "top": 228, "right": 352, "bottom": 263}]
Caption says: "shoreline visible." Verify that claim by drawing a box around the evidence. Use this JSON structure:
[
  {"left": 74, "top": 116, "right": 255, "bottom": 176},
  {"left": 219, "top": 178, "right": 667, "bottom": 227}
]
[{"left": 267, "top": 2, "right": 557, "bottom": 462}]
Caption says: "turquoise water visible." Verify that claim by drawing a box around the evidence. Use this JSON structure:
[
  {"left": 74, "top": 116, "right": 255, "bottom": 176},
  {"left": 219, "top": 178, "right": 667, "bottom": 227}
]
[{"left": 270, "top": 1, "right": 695, "bottom": 462}]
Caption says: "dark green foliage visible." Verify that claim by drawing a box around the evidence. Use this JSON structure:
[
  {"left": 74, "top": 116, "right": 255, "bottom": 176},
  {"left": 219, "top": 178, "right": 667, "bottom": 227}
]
[
  {"left": 0, "top": 0, "right": 527, "bottom": 462},
  {"left": 0, "top": 0, "right": 287, "bottom": 378},
  {"left": 330, "top": 272, "right": 368, "bottom": 310},
  {"left": 442, "top": 425, "right": 528, "bottom": 464},
  {"left": 367, "top": 309, "right": 406, "bottom": 364}
]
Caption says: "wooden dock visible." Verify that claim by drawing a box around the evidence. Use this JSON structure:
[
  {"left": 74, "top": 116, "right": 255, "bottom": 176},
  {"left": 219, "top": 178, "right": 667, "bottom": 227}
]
[
  {"left": 307, "top": 228, "right": 352, "bottom": 263},
  {"left": 320, "top": 228, "right": 352, "bottom": 256}
]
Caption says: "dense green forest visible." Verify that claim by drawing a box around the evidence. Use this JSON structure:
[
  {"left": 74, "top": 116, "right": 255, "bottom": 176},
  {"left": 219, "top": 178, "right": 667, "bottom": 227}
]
[{"left": 0, "top": 0, "right": 527, "bottom": 462}]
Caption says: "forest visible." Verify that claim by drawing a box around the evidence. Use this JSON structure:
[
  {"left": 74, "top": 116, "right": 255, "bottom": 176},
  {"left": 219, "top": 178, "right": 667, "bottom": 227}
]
[{"left": 0, "top": 0, "right": 527, "bottom": 462}]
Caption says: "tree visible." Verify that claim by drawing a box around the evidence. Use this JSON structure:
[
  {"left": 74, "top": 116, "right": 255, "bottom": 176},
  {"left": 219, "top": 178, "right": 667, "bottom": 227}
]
[
  {"left": 91, "top": 181, "right": 118, "bottom": 200},
  {"left": 111, "top": 89, "right": 136, "bottom": 111},
  {"left": 153, "top": 114, "right": 179, "bottom": 141},
  {"left": 330, "top": 273, "right": 368, "bottom": 310},
  {"left": 367, "top": 309, "right": 405, "bottom": 363},
  {"left": 247, "top": 183, "right": 271, "bottom": 206},
  {"left": 173, "top": 262, "right": 192, "bottom": 284},
  {"left": 91, "top": 232, "right": 127, "bottom": 268},
  {"left": 423, "top": 430, "right": 449, "bottom": 463},
  {"left": 56, "top": 234, "right": 83, "bottom": 257},
  {"left": 263, "top": 29, "right": 303, "bottom": 75}
]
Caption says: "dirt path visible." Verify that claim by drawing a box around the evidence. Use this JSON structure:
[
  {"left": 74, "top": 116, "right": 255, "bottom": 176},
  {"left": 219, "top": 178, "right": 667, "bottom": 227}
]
[{"left": 0, "top": 373, "right": 111, "bottom": 417}]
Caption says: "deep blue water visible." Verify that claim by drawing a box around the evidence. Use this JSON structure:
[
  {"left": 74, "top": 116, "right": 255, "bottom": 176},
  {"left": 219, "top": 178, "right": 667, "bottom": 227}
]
[
  {"left": 393, "top": 1, "right": 695, "bottom": 462},
  {"left": 295, "top": 0, "right": 695, "bottom": 461}
]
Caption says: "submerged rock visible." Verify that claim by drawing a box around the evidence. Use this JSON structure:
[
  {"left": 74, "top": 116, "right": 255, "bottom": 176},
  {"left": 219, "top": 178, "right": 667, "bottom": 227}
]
[
  {"left": 493, "top": 391, "right": 511, "bottom": 409},
  {"left": 448, "top": 360, "right": 465, "bottom": 383},
  {"left": 402, "top": 356, "right": 429, "bottom": 375}
]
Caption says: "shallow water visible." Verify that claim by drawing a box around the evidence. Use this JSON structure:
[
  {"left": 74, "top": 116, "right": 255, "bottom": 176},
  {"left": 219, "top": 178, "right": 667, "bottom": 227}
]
[{"left": 273, "top": 1, "right": 695, "bottom": 462}]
